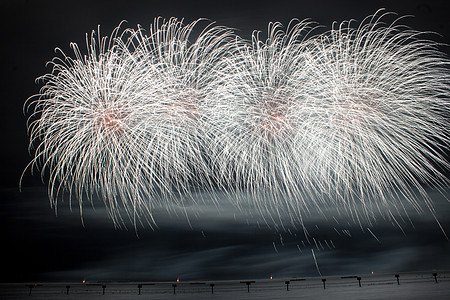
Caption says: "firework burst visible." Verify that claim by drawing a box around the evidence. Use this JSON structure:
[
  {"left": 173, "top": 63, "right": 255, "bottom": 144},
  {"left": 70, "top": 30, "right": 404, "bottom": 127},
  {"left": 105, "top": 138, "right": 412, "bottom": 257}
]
[
  {"left": 23, "top": 18, "right": 237, "bottom": 227},
  {"left": 208, "top": 20, "right": 320, "bottom": 219},
  {"left": 121, "top": 18, "right": 238, "bottom": 203},
  {"left": 296, "top": 11, "right": 450, "bottom": 225}
]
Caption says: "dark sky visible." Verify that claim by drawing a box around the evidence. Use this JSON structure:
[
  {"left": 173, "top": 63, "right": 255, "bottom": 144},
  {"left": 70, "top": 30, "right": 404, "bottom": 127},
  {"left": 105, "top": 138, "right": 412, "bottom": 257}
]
[{"left": 1, "top": 0, "right": 450, "bottom": 283}]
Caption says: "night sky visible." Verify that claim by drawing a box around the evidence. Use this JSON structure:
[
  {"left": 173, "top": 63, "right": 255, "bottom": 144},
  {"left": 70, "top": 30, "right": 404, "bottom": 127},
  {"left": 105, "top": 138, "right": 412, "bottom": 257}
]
[{"left": 1, "top": 0, "right": 450, "bottom": 283}]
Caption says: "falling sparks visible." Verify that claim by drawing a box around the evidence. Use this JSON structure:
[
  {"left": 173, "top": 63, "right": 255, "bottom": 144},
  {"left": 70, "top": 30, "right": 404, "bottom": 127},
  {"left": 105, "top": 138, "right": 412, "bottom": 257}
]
[
  {"left": 367, "top": 227, "right": 381, "bottom": 244},
  {"left": 312, "top": 249, "right": 322, "bottom": 277},
  {"left": 273, "top": 241, "right": 279, "bottom": 253}
]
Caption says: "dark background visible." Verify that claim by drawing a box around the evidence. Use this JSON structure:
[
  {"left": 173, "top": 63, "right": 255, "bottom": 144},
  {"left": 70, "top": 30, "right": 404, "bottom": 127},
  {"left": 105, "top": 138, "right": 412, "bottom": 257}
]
[{"left": 1, "top": 0, "right": 449, "bottom": 283}]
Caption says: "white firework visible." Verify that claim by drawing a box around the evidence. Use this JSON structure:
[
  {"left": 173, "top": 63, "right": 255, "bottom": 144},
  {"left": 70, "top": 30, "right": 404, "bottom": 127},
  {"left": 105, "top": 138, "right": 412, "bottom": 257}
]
[
  {"left": 295, "top": 11, "right": 450, "bottom": 225},
  {"left": 208, "top": 20, "right": 320, "bottom": 219},
  {"left": 121, "top": 17, "right": 238, "bottom": 203},
  {"left": 210, "top": 11, "right": 450, "bottom": 227},
  {"left": 23, "top": 18, "right": 237, "bottom": 227}
]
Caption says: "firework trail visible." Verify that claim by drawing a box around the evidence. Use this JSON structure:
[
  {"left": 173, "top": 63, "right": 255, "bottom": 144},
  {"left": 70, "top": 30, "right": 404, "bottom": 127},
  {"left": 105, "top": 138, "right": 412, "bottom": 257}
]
[{"left": 23, "top": 18, "right": 236, "bottom": 227}]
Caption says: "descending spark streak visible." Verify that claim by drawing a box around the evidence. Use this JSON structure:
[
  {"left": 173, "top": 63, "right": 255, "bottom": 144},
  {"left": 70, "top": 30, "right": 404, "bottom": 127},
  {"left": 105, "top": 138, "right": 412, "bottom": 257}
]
[
  {"left": 273, "top": 241, "right": 279, "bottom": 253},
  {"left": 311, "top": 249, "right": 322, "bottom": 277},
  {"left": 366, "top": 227, "right": 381, "bottom": 244}
]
